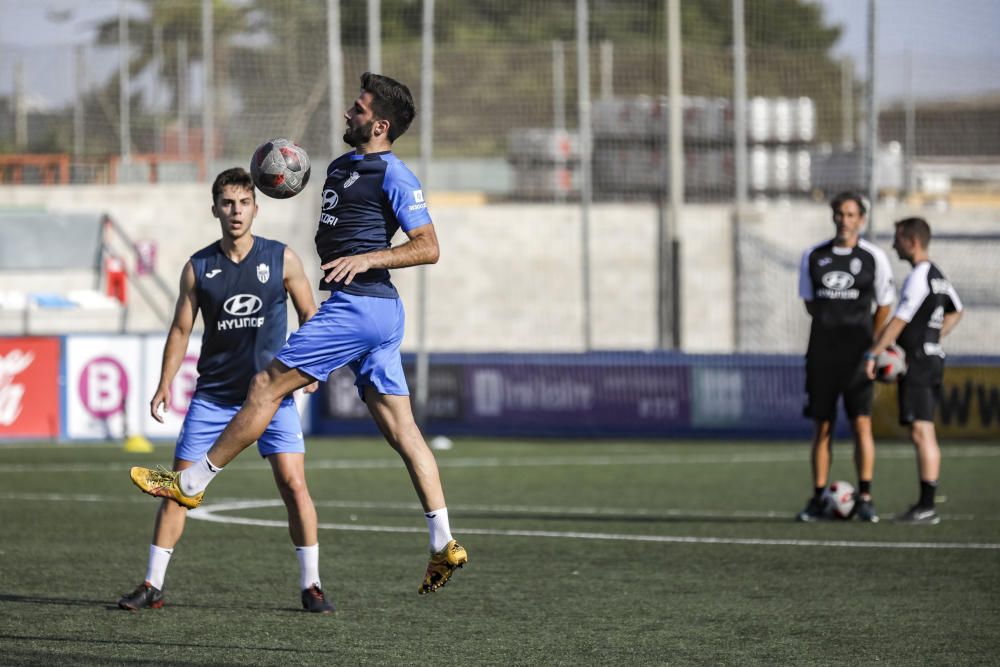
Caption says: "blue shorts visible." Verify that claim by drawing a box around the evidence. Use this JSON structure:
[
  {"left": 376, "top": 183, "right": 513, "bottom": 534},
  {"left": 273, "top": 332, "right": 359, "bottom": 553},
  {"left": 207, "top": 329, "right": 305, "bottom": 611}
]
[
  {"left": 175, "top": 396, "right": 304, "bottom": 461},
  {"left": 276, "top": 291, "right": 409, "bottom": 398}
]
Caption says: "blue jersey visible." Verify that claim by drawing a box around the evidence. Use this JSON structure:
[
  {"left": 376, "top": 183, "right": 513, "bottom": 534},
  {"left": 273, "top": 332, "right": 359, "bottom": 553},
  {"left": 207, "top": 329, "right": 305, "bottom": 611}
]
[
  {"left": 189, "top": 236, "right": 288, "bottom": 403},
  {"left": 315, "top": 150, "right": 432, "bottom": 298}
]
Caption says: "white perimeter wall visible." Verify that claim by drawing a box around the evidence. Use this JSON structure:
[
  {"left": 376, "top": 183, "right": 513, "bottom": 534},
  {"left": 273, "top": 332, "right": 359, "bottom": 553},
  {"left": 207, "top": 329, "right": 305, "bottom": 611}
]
[{"left": 0, "top": 184, "right": 996, "bottom": 354}]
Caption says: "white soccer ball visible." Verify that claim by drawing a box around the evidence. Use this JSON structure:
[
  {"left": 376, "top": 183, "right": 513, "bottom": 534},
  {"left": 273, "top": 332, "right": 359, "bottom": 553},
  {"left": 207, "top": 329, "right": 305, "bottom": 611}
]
[
  {"left": 875, "top": 344, "right": 907, "bottom": 383},
  {"left": 249, "top": 138, "right": 311, "bottom": 199},
  {"left": 430, "top": 435, "right": 453, "bottom": 451},
  {"left": 821, "top": 480, "right": 856, "bottom": 519}
]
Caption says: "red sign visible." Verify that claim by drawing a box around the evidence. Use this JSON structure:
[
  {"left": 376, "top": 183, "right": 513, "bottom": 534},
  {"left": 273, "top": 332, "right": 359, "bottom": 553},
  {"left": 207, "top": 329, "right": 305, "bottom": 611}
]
[{"left": 0, "top": 337, "right": 61, "bottom": 438}]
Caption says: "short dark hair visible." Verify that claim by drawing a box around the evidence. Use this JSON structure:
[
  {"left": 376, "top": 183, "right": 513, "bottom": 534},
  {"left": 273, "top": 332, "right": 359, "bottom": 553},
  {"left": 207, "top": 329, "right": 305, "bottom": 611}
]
[
  {"left": 212, "top": 167, "right": 255, "bottom": 202},
  {"left": 361, "top": 72, "right": 416, "bottom": 143},
  {"left": 830, "top": 191, "right": 867, "bottom": 216},
  {"left": 895, "top": 216, "right": 932, "bottom": 248}
]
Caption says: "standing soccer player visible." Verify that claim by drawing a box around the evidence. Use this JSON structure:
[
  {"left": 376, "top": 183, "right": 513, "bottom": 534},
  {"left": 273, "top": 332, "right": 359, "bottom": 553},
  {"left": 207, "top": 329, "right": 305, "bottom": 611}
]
[
  {"left": 797, "top": 192, "right": 895, "bottom": 522},
  {"left": 130, "top": 73, "right": 467, "bottom": 596},
  {"left": 119, "top": 167, "right": 334, "bottom": 613},
  {"left": 866, "top": 217, "right": 963, "bottom": 524}
]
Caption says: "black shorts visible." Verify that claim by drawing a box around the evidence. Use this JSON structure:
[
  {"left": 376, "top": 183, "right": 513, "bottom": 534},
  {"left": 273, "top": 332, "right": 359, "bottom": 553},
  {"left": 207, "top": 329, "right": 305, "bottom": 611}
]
[
  {"left": 898, "top": 379, "right": 940, "bottom": 424},
  {"left": 803, "top": 356, "right": 873, "bottom": 422}
]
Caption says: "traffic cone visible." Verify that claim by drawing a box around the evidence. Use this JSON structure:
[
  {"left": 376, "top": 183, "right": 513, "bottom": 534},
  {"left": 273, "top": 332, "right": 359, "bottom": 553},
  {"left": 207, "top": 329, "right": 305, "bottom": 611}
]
[{"left": 124, "top": 434, "right": 154, "bottom": 453}]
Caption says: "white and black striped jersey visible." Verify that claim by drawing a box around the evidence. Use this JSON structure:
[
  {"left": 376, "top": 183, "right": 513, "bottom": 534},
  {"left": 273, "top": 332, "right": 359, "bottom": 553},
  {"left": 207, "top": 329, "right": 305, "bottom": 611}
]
[
  {"left": 799, "top": 238, "right": 894, "bottom": 355},
  {"left": 894, "top": 260, "right": 963, "bottom": 380}
]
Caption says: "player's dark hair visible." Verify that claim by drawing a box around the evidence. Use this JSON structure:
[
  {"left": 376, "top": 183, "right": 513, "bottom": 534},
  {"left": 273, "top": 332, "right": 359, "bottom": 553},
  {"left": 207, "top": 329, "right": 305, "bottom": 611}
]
[
  {"left": 361, "top": 72, "right": 416, "bottom": 142},
  {"left": 830, "top": 191, "right": 867, "bottom": 216},
  {"left": 212, "top": 167, "right": 256, "bottom": 202},
  {"left": 895, "top": 216, "right": 932, "bottom": 247}
]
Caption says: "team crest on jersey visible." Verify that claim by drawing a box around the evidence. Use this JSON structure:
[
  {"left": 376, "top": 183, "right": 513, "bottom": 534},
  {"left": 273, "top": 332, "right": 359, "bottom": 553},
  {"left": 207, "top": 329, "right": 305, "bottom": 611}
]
[
  {"left": 344, "top": 171, "right": 360, "bottom": 188},
  {"left": 818, "top": 257, "right": 832, "bottom": 266},
  {"left": 850, "top": 258, "right": 862, "bottom": 275},
  {"left": 257, "top": 263, "right": 270, "bottom": 283}
]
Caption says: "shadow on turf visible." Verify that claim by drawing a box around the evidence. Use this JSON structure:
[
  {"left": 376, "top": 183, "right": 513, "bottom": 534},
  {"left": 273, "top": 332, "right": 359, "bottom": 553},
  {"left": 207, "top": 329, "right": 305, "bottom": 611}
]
[
  {"left": 0, "top": 634, "right": 338, "bottom": 663},
  {"left": 0, "top": 593, "right": 333, "bottom": 616}
]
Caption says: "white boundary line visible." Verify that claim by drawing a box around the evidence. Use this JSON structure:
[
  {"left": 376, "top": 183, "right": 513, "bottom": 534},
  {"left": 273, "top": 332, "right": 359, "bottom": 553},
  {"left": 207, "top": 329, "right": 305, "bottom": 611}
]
[
  {"left": 1, "top": 492, "right": 997, "bottom": 550},
  {"left": 187, "top": 499, "right": 1000, "bottom": 551}
]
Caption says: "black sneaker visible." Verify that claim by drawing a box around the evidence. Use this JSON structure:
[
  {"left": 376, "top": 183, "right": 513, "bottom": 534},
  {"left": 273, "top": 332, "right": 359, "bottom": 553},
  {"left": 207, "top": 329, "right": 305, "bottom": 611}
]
[
  {"left": 118, "top": 581, "right": 164, "bottom": 611},
  {"left": 301, "top": 584, "right": 335, "bottom": 614},
  {"left": 894, "top": 504, "right": 941, "bottom": 525},
  {"left": 795, "top": 496, "right": 826, "bottom": 522},
  {"left": 854, "top": 495, "right": 880, "bottom": 523}
]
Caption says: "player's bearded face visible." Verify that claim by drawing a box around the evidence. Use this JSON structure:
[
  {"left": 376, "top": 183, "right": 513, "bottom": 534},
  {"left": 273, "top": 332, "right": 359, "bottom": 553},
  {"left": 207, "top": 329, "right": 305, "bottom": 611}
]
[{"left": 344, "top": 118, "right": 375, "bottom": 147}]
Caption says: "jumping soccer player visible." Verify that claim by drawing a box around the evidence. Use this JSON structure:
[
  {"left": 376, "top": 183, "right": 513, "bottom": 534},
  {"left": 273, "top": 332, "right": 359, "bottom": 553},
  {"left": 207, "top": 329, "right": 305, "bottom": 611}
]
[
  {"left": 119, "top": 167, "right": 334, "bottom": 613},
  {"left": 130, "top": 73, "right": 467, "bottom": 596},
  {"left": 866, "top": 216, "right": 963, "bottom": 524}
]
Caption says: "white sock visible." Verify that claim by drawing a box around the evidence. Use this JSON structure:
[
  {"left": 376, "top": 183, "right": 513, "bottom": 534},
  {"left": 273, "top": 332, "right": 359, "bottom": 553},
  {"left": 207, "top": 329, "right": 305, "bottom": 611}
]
[
  {"left": 425, "top": 507, "right": 453, "bottom": 553},
  {"left": 145, "top": 544, "right": 174, "bottom": 590},
  {"left": 179, "top": 455, "right": 223, "bottom": 496},
  {"left": 296, "top": 543, "right": 321, "bottom": 591}
]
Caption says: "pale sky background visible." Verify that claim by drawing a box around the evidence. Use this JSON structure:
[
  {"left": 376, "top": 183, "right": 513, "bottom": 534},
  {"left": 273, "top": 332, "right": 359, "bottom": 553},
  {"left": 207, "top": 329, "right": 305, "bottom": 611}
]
[{"left": 0, "top": 0, "right": 998, "bottom": 109}]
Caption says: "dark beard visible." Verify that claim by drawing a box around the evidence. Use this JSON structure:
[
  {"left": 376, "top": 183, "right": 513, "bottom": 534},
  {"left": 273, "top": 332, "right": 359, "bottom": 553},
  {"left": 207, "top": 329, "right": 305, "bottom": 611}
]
[{"left": 343, "top": 119, "right": 375, "bottom": 147}]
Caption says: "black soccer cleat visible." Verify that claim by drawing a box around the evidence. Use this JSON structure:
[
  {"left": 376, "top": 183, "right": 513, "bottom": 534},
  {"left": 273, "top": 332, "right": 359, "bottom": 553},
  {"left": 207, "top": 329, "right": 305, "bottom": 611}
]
[
  {"left": 795, "top": 496, "right": 826, "bottom": 522},
  {"left": 301, "top": 584, "right": 335, "bottom": 614},
  {"left": 894, "top": 504, "right": 941, "bottom": 525},
  {"left": 853, "top": 495, "right": 880, "bottom": 523},
  {"left": 118, "top": 581, "right": 164, "bottom": 611}
]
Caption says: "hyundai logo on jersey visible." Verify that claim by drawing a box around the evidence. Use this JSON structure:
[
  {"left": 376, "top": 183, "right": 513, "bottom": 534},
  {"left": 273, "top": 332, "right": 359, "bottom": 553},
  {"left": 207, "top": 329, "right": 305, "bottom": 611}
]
[
  {"left": 219, "top": 294, "right": 265, "bottom": 330},
  {"left": 821, "top": 271, "right": 855, "bottom": 290}
]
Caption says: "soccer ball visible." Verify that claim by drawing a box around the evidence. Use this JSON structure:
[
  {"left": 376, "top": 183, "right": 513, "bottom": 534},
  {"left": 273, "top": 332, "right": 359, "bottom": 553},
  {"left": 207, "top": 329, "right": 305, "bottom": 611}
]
[
  {"left": 821, "top": 481, "right": 856, "bottom": 519},
  {"left": 249, "top": 138, "right": 311, "bottom": 199},
  {"left": 875, "top": 344, "right": 907, "bottom": 383}
]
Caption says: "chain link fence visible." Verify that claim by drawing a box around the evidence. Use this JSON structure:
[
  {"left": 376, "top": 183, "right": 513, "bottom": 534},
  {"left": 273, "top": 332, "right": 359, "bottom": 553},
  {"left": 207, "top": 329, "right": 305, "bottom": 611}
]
[{"left": 1, "top": 0, "right": 998, "bottom": 354}]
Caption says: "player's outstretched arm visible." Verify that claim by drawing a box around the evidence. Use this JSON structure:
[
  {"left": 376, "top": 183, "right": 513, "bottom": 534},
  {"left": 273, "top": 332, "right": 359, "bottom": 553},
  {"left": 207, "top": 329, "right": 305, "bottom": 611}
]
[
  {"left": 321, "top": 222, "right": 440, "bottom": 286},
  {"left": 151, "top": 261, "right": 198, "bottom": 423}
]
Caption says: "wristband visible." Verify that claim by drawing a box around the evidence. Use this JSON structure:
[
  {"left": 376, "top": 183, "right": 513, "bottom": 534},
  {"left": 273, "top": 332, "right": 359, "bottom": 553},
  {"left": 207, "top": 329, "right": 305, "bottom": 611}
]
[{"left": 863, "top": 351, "right": 875, "bottom": 361}]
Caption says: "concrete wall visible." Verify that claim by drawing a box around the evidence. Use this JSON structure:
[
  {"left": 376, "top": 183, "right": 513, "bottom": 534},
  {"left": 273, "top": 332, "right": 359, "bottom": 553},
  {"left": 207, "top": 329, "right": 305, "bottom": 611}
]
[{"left": 1, "top": 183, "right": 996, "bottom": 354}]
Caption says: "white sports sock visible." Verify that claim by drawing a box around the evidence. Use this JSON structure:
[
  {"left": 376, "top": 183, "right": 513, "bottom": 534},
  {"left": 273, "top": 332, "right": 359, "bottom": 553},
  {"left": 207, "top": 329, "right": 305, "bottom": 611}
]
[
  {"left": 179, "top": 455, "right": 223, "bottom": 496},
  {"left": 425, "top": 507, "right": 453, "bottom": 553},
  {"left": 296, "top": 543, "right": 321, "bottom": 591},
  {"left": 145, "top": 544, "right": 174, "bottom": 590}
]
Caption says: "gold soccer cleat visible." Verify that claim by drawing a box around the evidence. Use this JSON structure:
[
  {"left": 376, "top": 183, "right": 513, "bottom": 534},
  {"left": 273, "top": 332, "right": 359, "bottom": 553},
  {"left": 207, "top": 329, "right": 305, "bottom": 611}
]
[
  {"left": 419, "top": 539, "right": 468, "bottom": 595},
  {"left": 129, "top": 466, "right": 205, "bottom": 509}
]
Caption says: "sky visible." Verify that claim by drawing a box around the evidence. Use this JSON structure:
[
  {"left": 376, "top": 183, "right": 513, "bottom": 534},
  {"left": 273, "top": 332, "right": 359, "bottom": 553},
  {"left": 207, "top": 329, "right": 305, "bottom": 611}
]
[{"left": 1, "top": 0, "right": 998, "bottom": 108}]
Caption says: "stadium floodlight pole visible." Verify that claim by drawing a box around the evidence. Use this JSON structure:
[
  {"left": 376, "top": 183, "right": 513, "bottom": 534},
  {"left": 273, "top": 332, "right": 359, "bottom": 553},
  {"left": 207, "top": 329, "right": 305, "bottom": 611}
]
[
  {"left": 732, "top": 0, "right": 747, "bottom": 351},
  {"left": 864, "top": 0, "right": 878, "bottom": 239},
  {"left": 904, "top": 48, "right": 916, "bottom": 195},
  {"left": 367, "top": 0, "right": 381, "bottom": 74},
  {"left": 177, "top": 37, "right": 189, "bottom": 161},
  {"left": 13, "top": 59, "right": 26, "bottom": 150},
  {"left": 74, "top": 46, "right": 86, "bottom": 160},
  {"left": 552, "top": 40, "right": 566, "bottom": 204},
  {"left": 414, "top": 0, "right": 435, "bottom": 426},
  {"left": 152, "top": 24, "right": 163, "bottom": 155},
  {"left": 119, "top": 0, "right": 131, "bottom": 165},
  {"left": 841, "top": 57, "right": 854, "bottom": 150},
  {"left": 201, "top": 0, "right": 214, "bottom": 180},
  {"left": 576, "top": 0, "right": 593, "bottom": 351},
  {"left": 327, "top": 0, "right": 343, "bottom": 161},
  {"left": 599, "top": 40, "right": 613, "bottom": 100},
  {"left": 664, "top": 0, "right": 683, "bottom": 349}
]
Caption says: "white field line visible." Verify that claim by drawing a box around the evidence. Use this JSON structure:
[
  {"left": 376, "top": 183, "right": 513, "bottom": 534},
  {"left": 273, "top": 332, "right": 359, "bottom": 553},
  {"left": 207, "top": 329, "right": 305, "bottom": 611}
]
[
  {"left": 189, "top": 499, "right": 1000, "bottom": 551},
  {"left": 6, "top": 493, "right": 992, "bottom": 551},
  {"left": 1, "top": 445, "right": 999, "bottom": 474}
]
